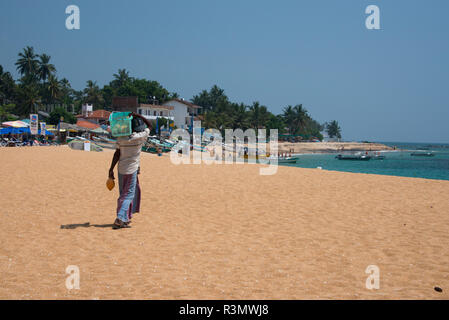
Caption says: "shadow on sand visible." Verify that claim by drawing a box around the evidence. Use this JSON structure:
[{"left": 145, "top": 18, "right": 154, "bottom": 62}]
[{"left": 60, "top": 222, "right": 114, "bottom": 229}]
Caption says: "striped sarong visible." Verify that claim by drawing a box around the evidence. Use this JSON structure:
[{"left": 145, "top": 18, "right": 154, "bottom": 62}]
[{"left": 116, "top": 170, "right": 141, "bottom": 222}]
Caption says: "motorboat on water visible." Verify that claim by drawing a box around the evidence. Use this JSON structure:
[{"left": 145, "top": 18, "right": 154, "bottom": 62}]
[
  {"left": 371, "top": 152, "right": 386, "bottom": 160},
  {"left": 410, "top": 151, "right": 434, "bottom": 157},
  {"left": 335, "top": 152, "right": 371, "bottom": 161},
  {"left": 266, "top": 155, "right": 299, "bottom": 164}
]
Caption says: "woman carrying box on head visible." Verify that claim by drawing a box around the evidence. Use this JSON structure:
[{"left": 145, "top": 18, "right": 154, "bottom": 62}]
[{"left": 108, "top": 112, "right": 152, "bottom": 229}]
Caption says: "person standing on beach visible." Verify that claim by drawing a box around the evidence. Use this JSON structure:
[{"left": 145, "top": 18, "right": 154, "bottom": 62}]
[{"left": 108, "top": 112, "right": 152, "bottom": 229}]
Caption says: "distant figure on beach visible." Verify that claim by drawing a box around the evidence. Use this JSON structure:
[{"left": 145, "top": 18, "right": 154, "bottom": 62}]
[{"left": 108, "top": 112, "right": 152, "bottom": 229}]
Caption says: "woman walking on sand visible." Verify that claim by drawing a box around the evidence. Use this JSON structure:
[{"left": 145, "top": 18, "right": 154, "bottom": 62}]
[{"left": 108, "top": 112, "right": 152, "bottom": 229}]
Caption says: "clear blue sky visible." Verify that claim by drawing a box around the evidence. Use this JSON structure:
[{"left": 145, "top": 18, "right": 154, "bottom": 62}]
[{"left": 1, "top": 0, "right": 448, "bottom": 143}]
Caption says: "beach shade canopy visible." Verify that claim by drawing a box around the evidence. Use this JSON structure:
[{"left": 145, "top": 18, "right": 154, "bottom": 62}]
[
  {"left": 0, "top": 127, "right": 13, "bottom": 134},
  {"left": 58, "top": 122, "right": 87, "bottom": 132},
  {"left": 90, "top": 127, "right": 109, "bottom": 135},
  {"left": 0, "top": 127, "right": 27, "bottom": 134},
  {"left": 1, "top": 120, "right": 29, "bottom": 128},
  {"left": 0, "top": 127, "right": 53, "bottom": 135}
]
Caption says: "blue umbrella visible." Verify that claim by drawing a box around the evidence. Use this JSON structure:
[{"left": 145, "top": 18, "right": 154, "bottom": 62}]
[
  {"left": 0, "top": 127, "right": 12, "bottom": 134},
  {"left": 22, "top": 127, "right": 54, "bottom": 136},
  {"left": 11, "top": 127, "right": 25, "bottom": 134},
  {"left": 0, "top": 127, "right": 53, "bottom": 135}
]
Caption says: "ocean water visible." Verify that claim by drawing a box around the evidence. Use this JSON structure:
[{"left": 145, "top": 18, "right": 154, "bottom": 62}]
[{"left": 285, "top": 142, "right": 449, "bottom": 181}]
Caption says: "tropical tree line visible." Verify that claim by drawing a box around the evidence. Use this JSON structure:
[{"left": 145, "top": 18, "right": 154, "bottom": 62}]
[
  {"left": 1, "top": 46, "right": 342, "bottom": 139},
  {"left": 193, "top": 85, "right": 341, "bottom": 140},
  {"left": 0, "top": 46, "right": 178, "bottom": 125}
]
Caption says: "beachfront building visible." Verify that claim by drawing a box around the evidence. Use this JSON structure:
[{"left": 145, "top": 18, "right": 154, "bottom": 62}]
[
  {"left": 81, "top": 103, "right": 93, "bottom": 116},
  {"left": 76, "top": 108, "right": 111, "bottom": 125},
  {"left": 39, "top": 103, "right": 76, "bottom": 114},
  {"left": 137, "top": 104, "right": 174, "bottom": 122},
  {"left": 111, "top": 96, "right": 202, "bottom": 130},
  {"left": 162, "top": 98, "right": 201, "bottom": 129},
  {"left": 111, "top": 96, "right": 139, "bottom": 113}
]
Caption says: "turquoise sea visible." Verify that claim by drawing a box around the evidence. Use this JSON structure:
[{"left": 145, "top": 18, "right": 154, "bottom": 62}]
[{"left": 285, "top": 142, "right": 449, "bottom": 181}]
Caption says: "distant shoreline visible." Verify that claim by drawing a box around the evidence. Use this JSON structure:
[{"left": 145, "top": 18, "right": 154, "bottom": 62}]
[{"left": 275, "top": 141, "right": 393, "bottom": 154}]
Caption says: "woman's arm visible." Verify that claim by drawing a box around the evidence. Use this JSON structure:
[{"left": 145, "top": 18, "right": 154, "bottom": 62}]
[{"left": 109, "top": 148, "right": 120, "bottom": 179}]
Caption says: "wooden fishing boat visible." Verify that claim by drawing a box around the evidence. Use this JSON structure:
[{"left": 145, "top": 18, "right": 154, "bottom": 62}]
[
  {"left": 410, "top": 151, "right": 434, "bottom": 157},
  {"left": 266, "top": 156, "right": 299, "bottom": 164},
  {"left": 335, "top": 154, "right": 371, "bottom": 161}
]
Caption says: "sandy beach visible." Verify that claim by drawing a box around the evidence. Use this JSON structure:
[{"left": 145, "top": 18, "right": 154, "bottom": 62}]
[
  {"left": 277, "top": 142, "right": 392, "bottom": 154},
  {"left": 1, "top": 146, "right": 449, "bottom": 299}
]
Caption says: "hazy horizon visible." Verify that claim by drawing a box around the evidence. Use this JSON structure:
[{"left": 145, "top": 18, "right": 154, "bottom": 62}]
[{"left": 1, "top": 0, "right": 448, "bottom": 143}]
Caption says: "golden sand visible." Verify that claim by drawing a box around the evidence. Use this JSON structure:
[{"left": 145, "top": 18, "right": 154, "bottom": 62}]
[
  {"left": 1, "top": 146, "right": 449, "bottom": 299},
  {"left": 277, "top": 141, "right": 392, "bottom": 153}
]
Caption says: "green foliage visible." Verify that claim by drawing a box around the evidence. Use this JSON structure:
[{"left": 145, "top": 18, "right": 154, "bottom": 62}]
[
  {"left": 15, "top": 46, "right": 39, "bottom": 78},
  {"left": 48, "top": 107, "right": 76, "bottom": 125},
  {"left": 281, "top": 104, "right": 324, "bottom": 140},
  {"left": 0, "top": 66, "right": 16, "bottom": 105},
  {"left": 0, "top": 104, "right": 17, "bottom": 121},
  {"left": 105, "top": 70, "right": 176, "bottom": 106},
  {"left": 2, "top": 47, "right": 340, "bottom": 141},
  {"left": 192, "top": 85, "right": 229, "bottom": 112},
  {"left": 37, "top": 54, "right": 56, "bottom": 82},
  {"left": 16, "top": 82, "right": 41, "bottom": 115},
  {"left": 83, "top": 80, "right": 104, "bottom": 108},
  {"left": 326, "top": 120, "right": 342, "bottom": 138},
  {"left": 191, "top": 85, "right": 326, "bottom": 139}
]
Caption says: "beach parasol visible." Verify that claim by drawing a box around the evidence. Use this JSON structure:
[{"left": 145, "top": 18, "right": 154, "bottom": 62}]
[
  {"left": 0, "top": 127, "right": 53, "bottom": 135},
  {"left": 1, "top": 120, "right": 29, "bottom": 128}
]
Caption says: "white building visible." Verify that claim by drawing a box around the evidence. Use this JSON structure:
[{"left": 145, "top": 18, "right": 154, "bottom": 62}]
[
  {"left": 137, "top": 104, "right": 174, "bottom": 121},
  {"left": 81, "top": 103, "right": 93, "bottom": 117},
  {"left": 162, "top": 98, "right": 201, "bottom": 129}
]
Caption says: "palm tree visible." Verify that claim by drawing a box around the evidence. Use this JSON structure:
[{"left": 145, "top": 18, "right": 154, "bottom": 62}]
[
  {"left": 83, "top": 80, "right": 104, "bottom": 108},
  {"left": 38, "top": 54, "right": 56, "bottom": 82},
  {"left": 249, "top": 101, "right": 261, "bottom": 129},
  {"left": 18, "top": 84, "right": 41, "bottom": 114},
  {"left": 0, "top": 66, "right": 16, "bottom": 105},
  {"left": 15, "top": 46, "right": 38, "bottom": 77},
  {"left": 47, "top": 74, "right": 61, "bottom": 102},
  {"left": 232, "top": 103, "right": 249, "bottom": 130},
  {"left": 112, "top": 69, "right": 130, "bottom": 88},
  {"left": 292, "top": 104, "right": 308, "bottom": 134},
  {"left": 203, "top": 110, "right": 217, "bottom": 129},
  {"left": 59, "top": 78, "right": 73, "bottom": 104},
  {"left": 282, "top": 105, "right": 296, "bottom": 134},
  {"left": 326, "top": 120, "right": 342, "bottom": 138}
]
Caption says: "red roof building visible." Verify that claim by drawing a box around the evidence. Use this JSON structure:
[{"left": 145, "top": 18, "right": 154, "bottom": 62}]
[
  {"left": 76, "top": 109, "right": 111, "bottom": 125},
  {"left": 76, "top": 119, "right": 101, "bottom": 130}
]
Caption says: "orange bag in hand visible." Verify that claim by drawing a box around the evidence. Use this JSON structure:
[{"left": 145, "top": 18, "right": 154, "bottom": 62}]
[{"left": 106, "top": 178, "right": 115, "bottom": 191}]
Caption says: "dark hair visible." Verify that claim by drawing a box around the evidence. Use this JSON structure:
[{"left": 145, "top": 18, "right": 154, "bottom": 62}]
[{"left": 131, "top": 116, "right": 146, "bottom": 133}]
